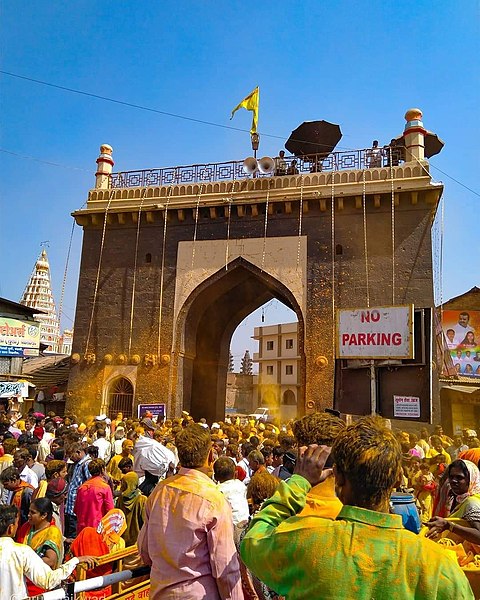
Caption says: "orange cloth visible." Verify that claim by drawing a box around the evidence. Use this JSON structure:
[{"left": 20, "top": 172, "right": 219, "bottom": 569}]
[
  {"left": 459, "top": 449, "right": 480, "bottom": 466},
  {"left": 69, "top": 528, "right": 112, "bottom": 599}
]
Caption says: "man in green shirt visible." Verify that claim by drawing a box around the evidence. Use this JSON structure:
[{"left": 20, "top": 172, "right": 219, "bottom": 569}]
[{"left": 241, "top": 417, "right": 473, "bottom": 599}]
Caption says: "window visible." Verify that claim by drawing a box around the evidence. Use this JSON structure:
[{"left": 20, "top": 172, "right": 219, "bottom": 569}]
[
  {"left": 286, "top": 365, "right": 293, "bottom": 375},
  {"left": 286, "top": 339, "right": 294, "bottom": 349},
  {"left": 145, "top": 253, "right": 152, "bottom": 263},
  {"left": 266, "top": 340, "right": 274, "bottom": 351},
  {"left": 266, "top": 365, "right": 274, "bottom": 375}
]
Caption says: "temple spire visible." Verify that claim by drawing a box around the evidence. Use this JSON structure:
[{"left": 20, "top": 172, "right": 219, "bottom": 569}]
[{"left": 20, "top": 248, "right": 60, "bottom": 353}]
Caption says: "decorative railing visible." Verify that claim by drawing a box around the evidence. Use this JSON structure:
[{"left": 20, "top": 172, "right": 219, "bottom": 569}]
[{"left": 110, "top": 147, "right": 406, "bottom": 189}]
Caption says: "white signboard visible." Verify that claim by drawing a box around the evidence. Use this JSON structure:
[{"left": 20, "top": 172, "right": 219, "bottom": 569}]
[
  {"left": 336, "top": 305, "right": 414, "bottom": 359},
  {"left": 0, "top": 318, "right": 41, "bottom": 357},
  {"left": 0, "top": 381, "right": 29, "bottom": 398},
  {"left": 393, "top": 395, "right": 420, "bottom": 418}
]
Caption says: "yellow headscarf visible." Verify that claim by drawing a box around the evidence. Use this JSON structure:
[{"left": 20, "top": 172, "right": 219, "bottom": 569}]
[
  {"left": 96, "top": 509, "right": 126, "bottom": 548},
  {"left": 121, "top": 472, "right": 141, "bottom": 511}
]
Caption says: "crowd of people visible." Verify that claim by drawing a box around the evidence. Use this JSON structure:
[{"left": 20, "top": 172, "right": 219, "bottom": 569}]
[{"left": 0, "top": 407, "right": 479, "bottom": 598}]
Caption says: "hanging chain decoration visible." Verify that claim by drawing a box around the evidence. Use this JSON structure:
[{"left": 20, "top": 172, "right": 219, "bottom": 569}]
[
  {"left": 362, "top": 169, "right": 370, "bottom": 308},
  {"left": 157, "top": 169, "right": 179, "bottom": 358},
  {"left": 190, "top": 169, "right": 210, "bottom": 272},
  {"left": 389, "top": 147, "right": 396, "bottom": 304},
  {"left": 261, "top": 184, "right": 271, "bottom": 272},
  {"left": 440, "top": 195, "right": 445, "bottom": 315},
  {"left": 84, "top": 189, "right": 116, "bottom": 358},
  {"left": 128, "top": 188, "right": 148, "bottom": 356},
  {"left": 58, "top": 217, "right": 76, "bottom": 326},
  {"left": 296, "top": 174, "right": 304, "bottom": 268},
  {"left": 225, "top": 179, "right": 236, "bottom": 270},
  {"left": 331, "top": 170, "right": 336, "bottom": 354}
]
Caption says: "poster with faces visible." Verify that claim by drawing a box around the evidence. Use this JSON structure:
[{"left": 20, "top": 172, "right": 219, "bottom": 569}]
[{"left": 443, "top": 310, "right": 480, "bottom": 378}]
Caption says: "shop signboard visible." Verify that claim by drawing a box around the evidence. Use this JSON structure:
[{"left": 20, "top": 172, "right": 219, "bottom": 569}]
[
  {"left": 0, "top": 381, "right": 29, "bottom": 398},
  {"left": 0, "top": 318, "right": 41, "bottom": 357},
  {"left": 442, "top": 310, "right": 480, "bottom": 379},
  {"left": 336, "top": 305, "right": 414, "bottom": 359}
]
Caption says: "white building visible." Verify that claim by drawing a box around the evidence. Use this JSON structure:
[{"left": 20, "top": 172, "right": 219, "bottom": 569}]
[
  {"left": 20, "top": 249, "right": 60, "bottom": 354},
  {"left": 252, "top": 322, "right": 300, "bottom": 420}
]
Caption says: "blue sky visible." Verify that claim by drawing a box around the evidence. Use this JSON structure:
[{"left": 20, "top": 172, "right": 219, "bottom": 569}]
[{"left": 1, "top": 2, "right": 478, "bottom": 368}]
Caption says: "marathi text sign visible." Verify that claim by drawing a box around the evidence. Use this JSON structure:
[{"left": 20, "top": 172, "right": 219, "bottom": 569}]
[
  {"left": 393, "top": 395, "right": 420, "bottom": 418},
  {"left": 336, "top": 305, "right": 414, "bottom": 359},
  {"left": 137, "top": 403, "right": 166, "bottom": 420},
  {"left": 0, "top": 318, "right": 41, "bottom": 357},
  {"left": 0, "top": 381, "right": 29, "bottom": 398}
]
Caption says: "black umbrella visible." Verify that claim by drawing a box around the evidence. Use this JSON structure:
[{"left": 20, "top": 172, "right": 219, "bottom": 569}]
[
  {"left": 394, "top": 131, "right": 444, "bottom": 159},
  {"left": 285, "top": 120, "right": 342, "bottom": 158}
]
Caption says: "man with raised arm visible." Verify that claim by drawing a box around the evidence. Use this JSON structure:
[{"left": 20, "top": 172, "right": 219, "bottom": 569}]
[{"left": 241, "top": 416, "right": 473, "bottom": 599}]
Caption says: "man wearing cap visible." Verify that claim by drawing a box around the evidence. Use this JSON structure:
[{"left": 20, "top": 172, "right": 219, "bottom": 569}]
[
  {"left": 133, "top": 418, "right": 177, "bottom": 483},
  {"left": 46, "top": 477, "right": 68, "bottom": 531}
]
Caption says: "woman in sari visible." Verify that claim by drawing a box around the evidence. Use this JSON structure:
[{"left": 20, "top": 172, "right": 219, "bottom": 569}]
[
  {"left": 116, "top": 472, "right": 147, "bottom": 547},
  {"left": 427, "top": 459, "right": 480, "bottom": 548},
  {"left": 16, "top": 497, "right": 64, "bottom": 596}
]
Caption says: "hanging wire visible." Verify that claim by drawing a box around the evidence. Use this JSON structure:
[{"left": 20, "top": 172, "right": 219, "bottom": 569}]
[
  {"left": 440, "top": 195, "right": 445, "bottom": 313},
  {"left": 84, "top": 189, "right": 115, "bottom": 357},
  {"left": 296, "top": 174, "right": 304, "bottom": 268},
  {"left": 191, "top": 169, "right": 210, "bottom": 272},
  {"left": 224, "top": 180, "right": 236, "bottom": 270},
  {"left": 167, "top": 168, "right": 210, "bottom": 408},
  {"left": 362, "top": 169, "right": 370, "bottom": 308},
  {"left": 128, "top": 188, "right": 148, "bottom": 356},
  {"left": 58, "top": 218, "right": 76, "bottom": 326},
  {"left": 389, "top": 147, "right": 396, "bottom": 304},
  {"left": 157, "top": 169, "right": 178, "bottom": 357},
  {"left": 331, "top": 170, "right": 336, "bottom": 355},
  {"left": 261, "top": 185, "right": 271, "bottom": 272}
]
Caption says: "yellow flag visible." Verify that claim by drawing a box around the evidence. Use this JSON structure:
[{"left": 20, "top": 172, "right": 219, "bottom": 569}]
[{"left": 230, "top": 86, "right": 259, "bottom": 134}]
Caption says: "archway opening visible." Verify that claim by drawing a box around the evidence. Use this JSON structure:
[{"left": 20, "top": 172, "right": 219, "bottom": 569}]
[
  {"left": 176, "top": 257, "right": 305, "bottom": 423},
  {"left": 107, "top": 377, "right": 134, "bottom": 419},
  {"left": 230, "top": 299, "right": 299, "bottom": 420}
]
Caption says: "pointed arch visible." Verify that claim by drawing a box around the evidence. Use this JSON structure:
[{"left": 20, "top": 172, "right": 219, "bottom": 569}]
[{"left": 173, "top": 257, "right": 305, "bottom": 422}]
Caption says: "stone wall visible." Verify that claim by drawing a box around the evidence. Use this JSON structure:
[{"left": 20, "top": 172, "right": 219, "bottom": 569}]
[{"left": 67, "top": 185, "right": 440, "bottom": 421}]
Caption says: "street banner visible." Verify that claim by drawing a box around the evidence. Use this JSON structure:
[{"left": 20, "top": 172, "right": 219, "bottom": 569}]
[
  {"left": 442, "top": 310, "right": 480, "bottom": 378},
  {"left": 336, "top": 305, "right": 414, "bottom": 359},
  {"left": 0, "top": 318, "right": 41, "bottom": 357}
]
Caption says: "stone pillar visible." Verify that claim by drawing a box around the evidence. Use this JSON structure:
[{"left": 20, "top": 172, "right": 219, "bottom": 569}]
[
  {"left": 95, "top": 144, "right": 114, "bottom": 189},
  {"left": 403, "top": 108, "right": 426, "bottom": 162}
]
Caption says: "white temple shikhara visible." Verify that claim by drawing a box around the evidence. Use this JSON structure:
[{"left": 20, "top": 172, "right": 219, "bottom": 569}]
[{"left": 20, "top": 249, "right": 60, "bottom": 353}]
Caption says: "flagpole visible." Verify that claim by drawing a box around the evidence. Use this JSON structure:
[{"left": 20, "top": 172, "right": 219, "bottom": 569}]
[{"left": 251, "top": 132, "right": 260, "bottom": 159}]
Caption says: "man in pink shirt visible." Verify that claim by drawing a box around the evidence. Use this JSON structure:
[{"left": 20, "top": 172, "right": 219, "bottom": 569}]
[
  {"left": 138, "top": 424, "right": 243, "bottom": 600},
  {"left": 74, "top": 458, "right": 114, "bottom": 534}
]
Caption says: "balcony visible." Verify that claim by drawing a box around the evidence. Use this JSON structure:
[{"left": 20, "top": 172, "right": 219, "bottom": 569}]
[
  {"left": 109, "top": 148, "right": 408, "bottom": 189},
  {"left": 79, "top": 148, "right": 441, "bottom": 219}
]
